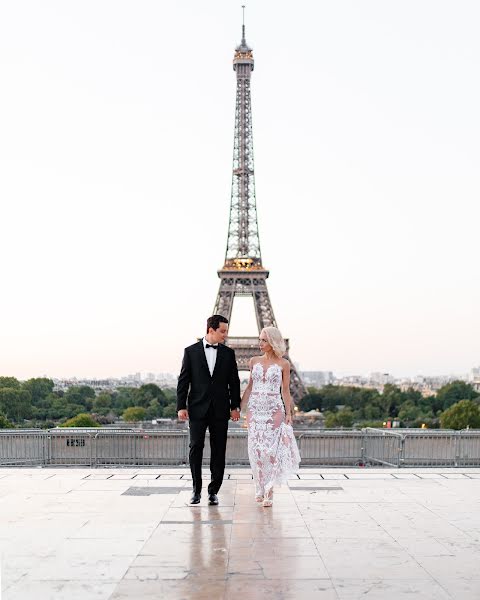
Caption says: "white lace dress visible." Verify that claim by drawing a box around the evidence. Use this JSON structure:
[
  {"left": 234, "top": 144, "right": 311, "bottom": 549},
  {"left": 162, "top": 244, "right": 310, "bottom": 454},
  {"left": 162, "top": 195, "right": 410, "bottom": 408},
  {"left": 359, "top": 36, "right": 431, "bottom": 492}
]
[{"left": 246, "top": 363, "right": 301, "bottom": 497}]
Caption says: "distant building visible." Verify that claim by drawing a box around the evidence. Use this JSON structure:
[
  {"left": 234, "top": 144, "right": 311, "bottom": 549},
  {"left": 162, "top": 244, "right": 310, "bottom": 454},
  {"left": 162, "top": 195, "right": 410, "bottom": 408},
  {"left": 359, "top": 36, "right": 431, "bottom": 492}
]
[
  {"left": 155, "top": 372, "right": 178, "bottom": 387},
  {"left": 470, "top": 367, "right": 480, "bottom": 382},
  {"left": 369, "top": 372, "right": 395, "bottom": 386},
  {"left": 53, "top": 372, "right": 178, "bottom": 393},
  {"left": 53, "top": 378, "right": 116, "bottom": 392},
  {"left": 338, "top": 375, "right": 368, "bottom": 387},
  {"left": 300, "top": 371, "right": 334, "bottom": 388}
]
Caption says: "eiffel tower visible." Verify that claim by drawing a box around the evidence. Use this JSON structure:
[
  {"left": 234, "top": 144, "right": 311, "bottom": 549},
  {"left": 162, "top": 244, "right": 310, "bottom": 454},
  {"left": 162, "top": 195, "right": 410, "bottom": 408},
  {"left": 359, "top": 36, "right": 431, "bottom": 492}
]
[{"left": 213, "top": 15, "right": 307, "bottom": 403}]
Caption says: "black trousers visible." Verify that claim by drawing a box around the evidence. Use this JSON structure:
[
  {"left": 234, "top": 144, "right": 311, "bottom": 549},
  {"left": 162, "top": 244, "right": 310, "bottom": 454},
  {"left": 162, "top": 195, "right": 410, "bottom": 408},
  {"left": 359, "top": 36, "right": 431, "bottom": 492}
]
[{"left": 188, "top": 405, "right": 229, "bottom": 495}]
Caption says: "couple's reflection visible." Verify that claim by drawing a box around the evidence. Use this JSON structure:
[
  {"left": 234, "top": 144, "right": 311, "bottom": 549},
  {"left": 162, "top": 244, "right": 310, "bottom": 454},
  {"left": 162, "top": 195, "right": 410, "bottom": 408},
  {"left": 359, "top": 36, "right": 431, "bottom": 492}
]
[{"left": 188, "top": 507, "right": 228, "bottom": 579}]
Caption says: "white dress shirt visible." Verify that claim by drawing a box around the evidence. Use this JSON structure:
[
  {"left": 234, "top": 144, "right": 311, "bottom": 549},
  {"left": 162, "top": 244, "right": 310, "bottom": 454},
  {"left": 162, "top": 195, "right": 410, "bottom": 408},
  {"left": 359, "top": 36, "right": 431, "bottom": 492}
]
[{"left": 203, "top": 337, "right": 218, "bottom": 376}]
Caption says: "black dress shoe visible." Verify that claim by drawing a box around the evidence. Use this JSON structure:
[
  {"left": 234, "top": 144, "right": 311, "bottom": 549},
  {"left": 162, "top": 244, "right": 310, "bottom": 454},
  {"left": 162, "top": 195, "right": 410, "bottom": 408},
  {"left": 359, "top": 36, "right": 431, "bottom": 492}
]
[
  {"left": 208, "top": 493, "right": 219, "bottom": 505},
  {"left": 190, "top": 493, "right": 201, "bottom": 504}
]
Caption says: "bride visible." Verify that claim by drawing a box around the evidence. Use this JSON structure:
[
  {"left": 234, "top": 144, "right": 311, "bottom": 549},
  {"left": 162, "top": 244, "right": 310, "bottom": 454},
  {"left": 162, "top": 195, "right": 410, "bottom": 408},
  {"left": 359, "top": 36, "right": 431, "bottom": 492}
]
[{"left": 241, "top": 326, "right": 301, "bottom": 507}]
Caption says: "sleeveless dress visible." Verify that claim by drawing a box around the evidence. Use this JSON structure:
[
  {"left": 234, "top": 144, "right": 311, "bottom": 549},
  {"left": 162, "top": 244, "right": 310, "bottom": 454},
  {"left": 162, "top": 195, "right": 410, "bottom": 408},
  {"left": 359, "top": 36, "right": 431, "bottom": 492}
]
[{"left": 246, "top": 362, "right": 301, "bottom": 497}]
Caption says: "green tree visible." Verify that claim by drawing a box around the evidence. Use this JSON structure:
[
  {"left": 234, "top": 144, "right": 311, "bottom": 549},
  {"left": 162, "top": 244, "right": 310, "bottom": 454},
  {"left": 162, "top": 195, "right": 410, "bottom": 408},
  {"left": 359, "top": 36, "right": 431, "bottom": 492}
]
[
  {"left": 436, "top": 381, "right": 480, "bottom": 411},
  {"left": 362, "top": 403, "right": 383, "bottom": 421},
  {"left": 146, "top": 399, "right": 163, "bottom": 420},
  {"left": 346, "top": 388, "right": 382, "bottom": 421},
  {"left": 298, "top": 393, "right": 323, "bottom": 412},
  {"left": 134, "top": 384, "right": 167, "bottom": 408},
  {"left": 440, "top": 400, "right": 480, "bottom": 430},
  {"left": 380, "top": 384, "right": 404, "bottom": 418},
  {"left": 359, "top": 420, "right": 385, "bottom": 428},
  {"left": 324, "top": 407, "right": 354, "bottom": 428},
  {"left": 64, "top": 386, "right": 96, "bottom": 410},
  {"left": 401, "top": 387, "right": 423, "bottom": 404},
  {"left": 298, "top": 386, "right": 342, "bottom": 412},
  {"left": 93, "top": 392, "right": 113, "bottom": 414},
  {"left": 44, "top": 396, "right": 85, "bottom": 421},
  {"left": 162, "top": 388, "right": 177, "bottom": 403},
  {"left": 26, "top": 390, "right": 64, "bottom": 420},
  {"left": 297, "top": 385, "right": 384, "bottom": 421},
  {"left": 0, "top": 377, "right": 20, "bottom": 389},
  {"left": 416, "top": 393, "right": 440, "bottom": 415},
  {"left": 162, "top": 404, "right": 178, "bottom": 419},
  {"left": 123, "top": 406, "right": 146, "bottom": 422},
  {"left": 113, "top": 387, "right": 137, "bottom": 412},
  {"left": 60, "top": 413, "right": 101, "bottom": 427},
  {"left": 0, "top": 413, "right": 14, "bottom": 428},
  {"left": 163, "top": 404, "right": 177, "bottom": 419},
  {"left": 0, "top": 388, "right": 32, "bottom": 422},
  {"left": 398, "top": 400, "right": 422, "bottom": 424},
  {"left": 21, "top": 378, "right": 54, "bottom": 405}
]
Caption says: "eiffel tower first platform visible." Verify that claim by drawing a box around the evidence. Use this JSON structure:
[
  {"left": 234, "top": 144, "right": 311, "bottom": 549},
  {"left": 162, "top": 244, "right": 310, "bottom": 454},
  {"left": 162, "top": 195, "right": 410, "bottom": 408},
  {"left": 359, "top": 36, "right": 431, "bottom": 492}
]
[{"left": 213, "top": 17, "right": 307, "bottom": 403}]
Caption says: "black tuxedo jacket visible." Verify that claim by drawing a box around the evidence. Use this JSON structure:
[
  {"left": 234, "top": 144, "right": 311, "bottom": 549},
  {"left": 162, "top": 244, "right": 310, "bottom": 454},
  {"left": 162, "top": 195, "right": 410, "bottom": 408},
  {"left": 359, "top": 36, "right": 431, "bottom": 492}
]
[{"left": 176, "top": 341, "right": 241, "bottom": 420}]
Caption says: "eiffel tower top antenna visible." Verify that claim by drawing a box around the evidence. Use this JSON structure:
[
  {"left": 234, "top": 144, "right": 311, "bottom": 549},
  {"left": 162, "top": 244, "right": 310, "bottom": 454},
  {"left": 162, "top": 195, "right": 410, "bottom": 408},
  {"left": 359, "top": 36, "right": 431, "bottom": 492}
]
[{"left": 242, "top": 5, "right": 246, "bottom": 43}]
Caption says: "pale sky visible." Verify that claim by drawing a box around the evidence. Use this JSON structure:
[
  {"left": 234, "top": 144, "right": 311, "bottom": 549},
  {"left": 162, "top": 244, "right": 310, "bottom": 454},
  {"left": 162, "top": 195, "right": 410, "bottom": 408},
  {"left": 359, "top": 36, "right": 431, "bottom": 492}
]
[{"left": 1, "top": 1, "right": 479, "bottom": 380}]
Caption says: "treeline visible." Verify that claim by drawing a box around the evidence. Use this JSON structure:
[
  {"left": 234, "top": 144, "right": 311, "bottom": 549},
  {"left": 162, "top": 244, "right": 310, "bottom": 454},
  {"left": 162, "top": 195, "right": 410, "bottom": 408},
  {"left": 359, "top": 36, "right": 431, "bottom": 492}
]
[
  {"left": 297, "top": 381, "right": 480, "bottom": 429},
  {"left": 1, "top": 376, "right": 479, "bottom": 430},
  {"left": 0, "top": 376, "right": 178, "bottom": 428}
]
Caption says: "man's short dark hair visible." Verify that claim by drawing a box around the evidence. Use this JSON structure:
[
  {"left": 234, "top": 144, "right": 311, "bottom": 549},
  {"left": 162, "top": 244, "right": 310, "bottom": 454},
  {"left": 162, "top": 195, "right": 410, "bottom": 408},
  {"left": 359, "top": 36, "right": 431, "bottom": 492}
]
[{"left": 207, "top": 314, "right": 229, "bottom": 333}]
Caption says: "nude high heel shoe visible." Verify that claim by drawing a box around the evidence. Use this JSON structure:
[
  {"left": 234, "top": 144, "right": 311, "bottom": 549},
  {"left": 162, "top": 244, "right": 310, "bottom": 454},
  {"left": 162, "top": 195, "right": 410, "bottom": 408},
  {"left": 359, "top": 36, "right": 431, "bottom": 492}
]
[{"left": 262, "top": 489, "right": 273, "bottom": 507}]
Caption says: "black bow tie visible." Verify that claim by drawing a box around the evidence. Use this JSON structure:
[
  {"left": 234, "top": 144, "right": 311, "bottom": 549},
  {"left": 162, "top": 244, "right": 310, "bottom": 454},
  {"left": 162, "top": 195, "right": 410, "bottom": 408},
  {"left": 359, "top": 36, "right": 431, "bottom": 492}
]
[{"left": 206, "top": 344, "right": 218, "bottom": 349}]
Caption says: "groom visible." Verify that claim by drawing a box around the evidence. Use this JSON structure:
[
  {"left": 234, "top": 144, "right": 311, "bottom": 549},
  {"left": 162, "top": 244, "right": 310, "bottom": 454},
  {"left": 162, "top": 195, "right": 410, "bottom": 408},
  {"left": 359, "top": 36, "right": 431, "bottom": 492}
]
[{"left": 177, "top": 315, "right": 241, "bottom": 505}]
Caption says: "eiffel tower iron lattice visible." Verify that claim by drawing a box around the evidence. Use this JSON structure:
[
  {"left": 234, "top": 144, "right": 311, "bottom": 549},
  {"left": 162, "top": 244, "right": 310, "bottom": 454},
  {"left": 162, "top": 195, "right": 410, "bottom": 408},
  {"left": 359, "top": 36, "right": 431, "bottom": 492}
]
[{"left": 213, "top": 18, "right": 307, "bottom": 403}]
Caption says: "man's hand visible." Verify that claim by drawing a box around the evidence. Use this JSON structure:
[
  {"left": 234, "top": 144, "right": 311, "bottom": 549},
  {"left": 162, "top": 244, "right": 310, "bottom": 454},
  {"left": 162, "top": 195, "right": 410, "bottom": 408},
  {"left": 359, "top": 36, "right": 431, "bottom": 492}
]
[
  {"left": 230, "top": 409, "right": 240, "bottom": 422},
  {"left": 177, "top": 409, "right": 189, "bottom": 421}
]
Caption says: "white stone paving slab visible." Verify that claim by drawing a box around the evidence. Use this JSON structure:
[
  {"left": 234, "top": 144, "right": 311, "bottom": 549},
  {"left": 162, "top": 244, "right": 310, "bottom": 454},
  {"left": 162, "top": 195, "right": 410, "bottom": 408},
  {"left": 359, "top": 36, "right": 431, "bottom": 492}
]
[
  {"left": 333, "top": 578, "right": 451, "bottom": 599},
  {"left": 346, "top": 472, "right": 396, "bottom": 479},
  {"left": 3, "top": 579, "right": 119, "bottom": 600},
  {"left": 435, "top": 578, "right": 480, "bottom": 599}
]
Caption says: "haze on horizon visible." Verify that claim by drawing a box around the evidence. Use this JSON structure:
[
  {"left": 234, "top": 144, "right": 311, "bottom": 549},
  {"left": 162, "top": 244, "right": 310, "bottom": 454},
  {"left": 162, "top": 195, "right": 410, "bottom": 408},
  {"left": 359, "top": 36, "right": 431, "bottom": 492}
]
[{"left": 1, "top": 1, "right": 479, "bottom": 381}]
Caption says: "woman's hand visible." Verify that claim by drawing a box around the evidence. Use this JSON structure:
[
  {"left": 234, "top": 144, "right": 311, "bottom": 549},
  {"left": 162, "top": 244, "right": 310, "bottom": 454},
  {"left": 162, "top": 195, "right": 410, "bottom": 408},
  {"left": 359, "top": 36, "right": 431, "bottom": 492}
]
[{"left": 285, "top": 413, "right": 293, "bottom": 426}]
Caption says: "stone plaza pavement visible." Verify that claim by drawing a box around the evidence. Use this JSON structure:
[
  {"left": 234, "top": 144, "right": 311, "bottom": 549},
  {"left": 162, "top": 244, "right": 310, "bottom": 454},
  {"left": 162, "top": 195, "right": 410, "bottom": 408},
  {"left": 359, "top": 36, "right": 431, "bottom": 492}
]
[{"left": 1, "top": 468, "right": 480, "bottom": 599}]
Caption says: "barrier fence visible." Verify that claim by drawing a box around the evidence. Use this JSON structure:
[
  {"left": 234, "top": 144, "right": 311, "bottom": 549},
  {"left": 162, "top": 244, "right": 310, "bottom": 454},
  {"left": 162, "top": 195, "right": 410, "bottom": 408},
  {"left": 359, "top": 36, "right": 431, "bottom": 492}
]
[{"left": 1, "top": 428, "right": 480, "bottom": 468}]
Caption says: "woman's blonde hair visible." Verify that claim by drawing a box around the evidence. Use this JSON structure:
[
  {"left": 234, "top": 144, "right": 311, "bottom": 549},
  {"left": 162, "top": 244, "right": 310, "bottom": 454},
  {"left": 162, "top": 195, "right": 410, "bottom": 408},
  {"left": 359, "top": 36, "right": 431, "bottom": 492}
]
[{"left": 261, "top": 326, "right": 286, "bottom": 358}]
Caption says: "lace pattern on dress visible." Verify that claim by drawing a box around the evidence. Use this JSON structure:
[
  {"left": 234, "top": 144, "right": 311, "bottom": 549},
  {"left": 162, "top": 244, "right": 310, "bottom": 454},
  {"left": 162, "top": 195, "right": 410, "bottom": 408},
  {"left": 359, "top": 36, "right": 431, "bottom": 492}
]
[{"left": 247, "top": 362, "right": 301, "bottom": 497}]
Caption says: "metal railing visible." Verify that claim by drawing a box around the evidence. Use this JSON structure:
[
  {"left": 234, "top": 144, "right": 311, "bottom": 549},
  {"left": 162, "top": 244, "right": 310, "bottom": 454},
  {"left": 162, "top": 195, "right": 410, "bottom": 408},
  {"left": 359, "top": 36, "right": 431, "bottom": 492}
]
[
  {"left": 296, "top": 430, "right": 365, "bottom": 466},
  {"left": 363, "top": 428, "right": 404, "bottom": 467},
  {"left": 1, "top": 428, "right": 479, "bottom": 467}
]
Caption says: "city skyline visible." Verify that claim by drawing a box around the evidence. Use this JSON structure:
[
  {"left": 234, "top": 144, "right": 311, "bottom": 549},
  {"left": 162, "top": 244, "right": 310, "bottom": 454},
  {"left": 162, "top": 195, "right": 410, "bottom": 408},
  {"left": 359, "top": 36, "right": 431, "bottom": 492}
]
[
  {"left": 5, "top": 365, "right": 480, "bottom": 385},
  {"left": 1, "top": 1, "right": 479, "bottom": 380}
]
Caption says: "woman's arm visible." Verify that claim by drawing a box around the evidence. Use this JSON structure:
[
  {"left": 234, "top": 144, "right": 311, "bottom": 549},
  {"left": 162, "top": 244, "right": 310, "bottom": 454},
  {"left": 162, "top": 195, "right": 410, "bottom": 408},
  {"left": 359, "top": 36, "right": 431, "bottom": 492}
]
[
  {"left": 240, "top": 358, "right": 254, "bottom": 410},
  {"left": 281, "top": 360, "right": 293, "bottom": 425}
]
